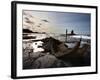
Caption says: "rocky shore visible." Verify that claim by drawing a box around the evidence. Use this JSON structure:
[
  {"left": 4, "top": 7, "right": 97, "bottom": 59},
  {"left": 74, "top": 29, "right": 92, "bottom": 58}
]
[{"left": 23, "top": 37, "right": 90, "bottom": 69}]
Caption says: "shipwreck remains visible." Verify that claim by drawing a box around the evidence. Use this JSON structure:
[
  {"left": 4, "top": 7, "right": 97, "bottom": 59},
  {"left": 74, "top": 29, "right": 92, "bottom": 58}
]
[{"left": 41, "top": 37, "right": 90, "bottom": 66}]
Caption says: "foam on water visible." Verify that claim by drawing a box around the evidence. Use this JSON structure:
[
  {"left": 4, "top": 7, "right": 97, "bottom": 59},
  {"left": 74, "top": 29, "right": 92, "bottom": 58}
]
[{"left": 71, "top": 35, "right": 90, "bottom": 40}]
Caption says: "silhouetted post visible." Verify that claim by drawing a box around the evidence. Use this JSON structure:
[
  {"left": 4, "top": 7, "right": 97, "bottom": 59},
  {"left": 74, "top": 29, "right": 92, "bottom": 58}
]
[{"left": 65, "top": 29, "right": 67, "bottom": 42}]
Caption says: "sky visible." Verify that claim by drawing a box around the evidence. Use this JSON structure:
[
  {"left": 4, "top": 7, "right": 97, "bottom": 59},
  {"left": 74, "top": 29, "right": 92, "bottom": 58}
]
[{"left": 24, "top": 10, "right": 91, "bottom": 35}]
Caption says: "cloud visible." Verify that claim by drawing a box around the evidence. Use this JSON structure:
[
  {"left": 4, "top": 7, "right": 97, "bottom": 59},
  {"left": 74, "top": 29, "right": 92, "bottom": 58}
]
[{"left": 23, "top": 11, "right": 52, "bottom": 33}]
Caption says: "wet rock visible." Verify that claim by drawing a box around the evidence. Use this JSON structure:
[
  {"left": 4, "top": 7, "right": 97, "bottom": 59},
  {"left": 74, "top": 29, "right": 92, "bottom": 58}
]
[{"left": 32, "top": 54, "right": 70, "bottom": 69}]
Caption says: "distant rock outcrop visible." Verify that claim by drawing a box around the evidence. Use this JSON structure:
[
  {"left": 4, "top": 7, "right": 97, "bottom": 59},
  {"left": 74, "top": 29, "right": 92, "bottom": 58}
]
[
  {"left": 23, "top": 29, "right": 33, "bottom": 33},
  {"left": 71, "top": 30, "right": 75, "bottom": 35}
]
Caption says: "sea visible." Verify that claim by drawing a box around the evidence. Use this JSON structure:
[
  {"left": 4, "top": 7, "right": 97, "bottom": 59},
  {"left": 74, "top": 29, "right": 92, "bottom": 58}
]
[{"left": 23, "top": 33, "right": 91, "bottom": 52}]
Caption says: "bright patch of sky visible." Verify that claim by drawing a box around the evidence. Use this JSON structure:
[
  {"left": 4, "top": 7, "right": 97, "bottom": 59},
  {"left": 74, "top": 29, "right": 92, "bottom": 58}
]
[{"left": 24, "top": 10, "right": 90, "bottom": 35}]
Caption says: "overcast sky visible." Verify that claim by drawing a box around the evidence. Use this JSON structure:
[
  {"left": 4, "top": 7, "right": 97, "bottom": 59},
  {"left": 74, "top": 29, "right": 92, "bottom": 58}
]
[{"left": 24, "top": 10, "right": 91, "bottom": 35}]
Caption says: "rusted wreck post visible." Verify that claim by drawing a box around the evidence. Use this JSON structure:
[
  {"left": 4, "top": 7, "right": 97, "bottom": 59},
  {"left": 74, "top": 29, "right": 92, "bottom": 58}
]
[{"left": 65, "top": 29, "right": 67, "bottom": 42}]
